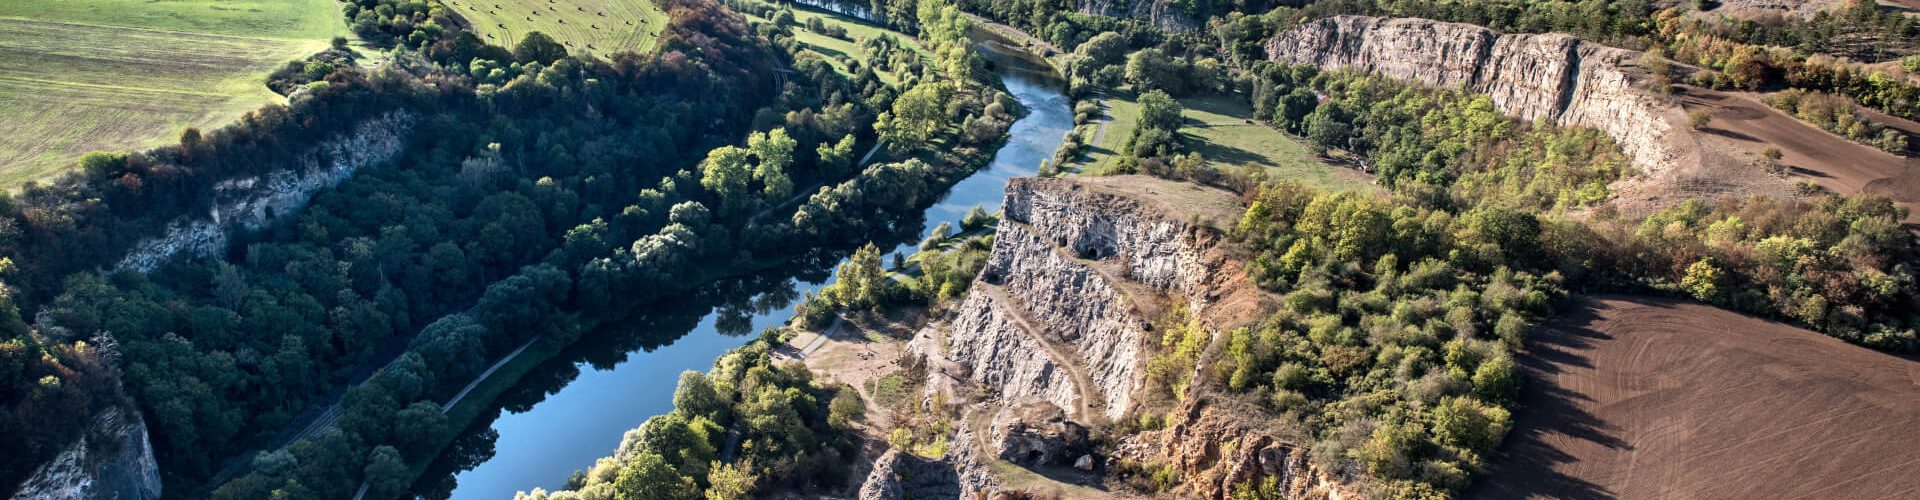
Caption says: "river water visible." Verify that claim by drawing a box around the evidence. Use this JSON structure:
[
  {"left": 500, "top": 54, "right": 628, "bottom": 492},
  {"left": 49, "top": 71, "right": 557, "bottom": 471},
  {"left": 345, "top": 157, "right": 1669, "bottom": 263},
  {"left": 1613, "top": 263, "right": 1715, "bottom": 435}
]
[{"left": 415, "top": 35, "right": 1072, "bottom": 499}]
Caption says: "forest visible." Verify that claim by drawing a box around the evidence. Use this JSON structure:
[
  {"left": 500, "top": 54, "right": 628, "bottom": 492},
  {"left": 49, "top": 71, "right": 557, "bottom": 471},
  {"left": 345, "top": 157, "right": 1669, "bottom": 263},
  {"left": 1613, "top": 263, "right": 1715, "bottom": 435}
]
[{"left": 0, "top": 0, "right": 1018, "bottom": 494}]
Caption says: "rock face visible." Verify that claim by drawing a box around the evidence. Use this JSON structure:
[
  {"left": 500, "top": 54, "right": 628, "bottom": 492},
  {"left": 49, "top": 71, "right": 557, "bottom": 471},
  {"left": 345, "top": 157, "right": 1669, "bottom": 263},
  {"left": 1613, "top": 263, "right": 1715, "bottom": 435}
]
[
  {"left": 1266, "top": 16, "right": 1682, "bottom": 176},
  {"left": 114, "top": 112, "right": 415, "bottom": 272},
  {"left": 898, "top": 176, "right": 1279, "bottom": 495},
  {"left": 1118, "top": 397, "right": 1353, "bottom": 499},
  {"left": 932, "top": 176, "right": 1239, "bottom": 423},
  {"left": 11, "top": 407, "right": 161, "bottom": 500},
  {"left": 857, "top": 449, "right": 962, "bottom": 500},
  {"left": 988, "top": 402, "right": 1089, "bottom": 467},
  {"left": 1073, "top": 0, "right": 1197, "bottom": 31}
]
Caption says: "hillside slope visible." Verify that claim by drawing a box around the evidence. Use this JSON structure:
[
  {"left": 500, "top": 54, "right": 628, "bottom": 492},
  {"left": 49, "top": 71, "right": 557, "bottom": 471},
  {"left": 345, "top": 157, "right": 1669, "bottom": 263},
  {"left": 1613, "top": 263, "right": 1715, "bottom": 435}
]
[{"left": 1473, "top": 297, "right": 1920, "bottom": 498}]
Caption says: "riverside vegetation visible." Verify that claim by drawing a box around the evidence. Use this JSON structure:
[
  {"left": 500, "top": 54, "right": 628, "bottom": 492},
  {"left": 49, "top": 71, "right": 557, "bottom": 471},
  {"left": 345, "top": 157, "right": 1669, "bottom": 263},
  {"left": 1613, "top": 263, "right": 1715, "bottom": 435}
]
[
  {"left": 0, "top": 0, "right": 1016, "bottom": 495},
  {"left": 4, "top": 0, "right": 1919, "bottom": 498},
  {"left": 613, "top": 0, "right": 1914, "bottom": 497}
]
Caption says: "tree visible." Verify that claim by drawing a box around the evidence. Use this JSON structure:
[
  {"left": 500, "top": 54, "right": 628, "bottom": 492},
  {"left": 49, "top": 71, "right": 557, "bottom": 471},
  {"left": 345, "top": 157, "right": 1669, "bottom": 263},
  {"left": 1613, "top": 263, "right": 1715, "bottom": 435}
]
[
  {"left": 888, "top": 82, "right": 952, "bottom": 146},
  {"left": 393, "top": 401, "right": 448, "bottom": 457},
  {"left": 1075, "top": 31, "right": 1126, "bottom": 67},
  {"left": 819, "top": 244, "right": 895, "bottom": 311},
  {"left": 705, "top": 461, "right": 756, "bottom": 500},
  {"left": 363, "top": 446, "right": 409, "bottom": 498},
  {"left": 1688, "top": 109, "right": 1713, "bottom": 130},
  {"left": 613, "top": 451, "right": 696, "bottom": 500},
  {"left": 817, "top": 134, "right": 857, "bottom": 177},
  {"left": 1472, "top": 355, "right": 1519, "bottom": 403},
  {"left": 1125, "top": 48, "right": 1186, "bottom": 94},
  {"left": 1137, "top": 89, "right": 1184, "bottom": 133},
  {"left": 673, "top": 371, "right": 729, "bottom": 421},
  {"left": 700, "top": 146, "right": 753, "bottom": 214},
  {"left": 1305, "top": 102, "right": 1353, "bottom": 153},
  {"left": 1682, "top": 258, "right": 1722, "bottom": 302},
  {"left": 513, "top": 32, "right": 568, "bottom": 65},
  {"left": 748, "top": 129, "right": 796, "bottom": 199}
]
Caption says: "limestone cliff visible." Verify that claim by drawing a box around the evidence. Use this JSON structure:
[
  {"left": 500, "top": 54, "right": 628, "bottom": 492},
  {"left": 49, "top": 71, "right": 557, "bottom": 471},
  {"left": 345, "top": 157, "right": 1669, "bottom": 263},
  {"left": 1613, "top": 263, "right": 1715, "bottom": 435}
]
[
  {"left": 924, "top": 176, "right": 1250, "bottom": 424},
  {"left": 11, "top": 407, "right": 161, "bottom": 500},
  {"left": 1073, "top": 0, "right": 1197, "bottom": 31},
  {"left": 885, "top": 176, "right": 1300, "bottom": 497},
  {"left": 114, "top": 111, "right": 415, "bottom": 272},
  {"left": 1265, "top": 16, "right": 1684, "bottom": 177}
]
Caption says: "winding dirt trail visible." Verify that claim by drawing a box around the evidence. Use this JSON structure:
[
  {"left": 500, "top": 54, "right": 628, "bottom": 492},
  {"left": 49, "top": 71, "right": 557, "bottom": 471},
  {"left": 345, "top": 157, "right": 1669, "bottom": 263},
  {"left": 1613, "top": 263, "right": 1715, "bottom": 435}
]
[
  {"left": 978, "top": 282, "right": 1100, "bottom": 421},
  {"left": 1470, "top": 296, "right": 1920, "bottom": 499}
]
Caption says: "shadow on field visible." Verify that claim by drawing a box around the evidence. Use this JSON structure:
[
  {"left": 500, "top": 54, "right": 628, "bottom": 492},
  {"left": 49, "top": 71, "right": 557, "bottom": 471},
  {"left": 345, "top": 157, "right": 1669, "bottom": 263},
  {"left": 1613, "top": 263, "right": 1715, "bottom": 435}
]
[{"left": 1466, "top": 303, "right": 1625, "bottom": 500}]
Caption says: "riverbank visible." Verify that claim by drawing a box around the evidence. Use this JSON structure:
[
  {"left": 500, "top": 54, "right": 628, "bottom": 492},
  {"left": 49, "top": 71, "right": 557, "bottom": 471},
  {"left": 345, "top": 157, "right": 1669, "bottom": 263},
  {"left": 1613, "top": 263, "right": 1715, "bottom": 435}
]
[{"left": 420, "top": 25, "right": 1073, "bottom": 498}]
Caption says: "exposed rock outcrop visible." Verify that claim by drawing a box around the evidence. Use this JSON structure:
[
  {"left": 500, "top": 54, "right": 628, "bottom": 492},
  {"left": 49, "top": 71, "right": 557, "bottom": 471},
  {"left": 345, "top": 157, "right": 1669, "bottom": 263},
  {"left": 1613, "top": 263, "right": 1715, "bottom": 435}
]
[
  {"left": 897, "top": 176, "right": 1283, "bottom": 495},
  {"left": 1117, "top": 397, "right": 1352, "bottom": 499},
  {"left": 1266, "top": 16, "right": 1683, "bottom": 177},
  {"left": 928, "top": 176, "right": 1246, "bottom": 423},
  {"left": 11, "top": 407, "right": 161, "bottom": 500},
  {"left": 988, "top": 402, "right": 1089, "bottom": 467},
  {"left": 1073, "top": 0, "right": 1197, "bottom": 31},
  {"left": 114, "top": 112, "right": 415, "bottom": 272},
  {"left": 858, "top": 450, "right": 963, "bottom": 500}
]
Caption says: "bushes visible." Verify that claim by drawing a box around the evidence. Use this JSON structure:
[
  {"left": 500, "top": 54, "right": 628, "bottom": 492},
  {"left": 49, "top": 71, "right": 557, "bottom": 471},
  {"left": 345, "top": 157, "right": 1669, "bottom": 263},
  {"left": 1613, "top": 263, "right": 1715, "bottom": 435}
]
[
  {"left": 1225, "top": 181, "right": 1566, "bottom": 495},
  {"left": 1766, "top": 89, "right": 1909, "bottom": 153}
]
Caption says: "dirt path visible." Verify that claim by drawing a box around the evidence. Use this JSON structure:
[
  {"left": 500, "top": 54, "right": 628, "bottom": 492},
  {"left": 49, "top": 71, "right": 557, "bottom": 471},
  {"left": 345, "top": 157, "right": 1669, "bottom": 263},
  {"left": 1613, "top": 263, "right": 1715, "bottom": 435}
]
[
  {"left": 1470, "top": 296, "right": 1920, "bottom": 499},
  {"left": 978, "top": 283, "right": 1100, "bottom": 421}
]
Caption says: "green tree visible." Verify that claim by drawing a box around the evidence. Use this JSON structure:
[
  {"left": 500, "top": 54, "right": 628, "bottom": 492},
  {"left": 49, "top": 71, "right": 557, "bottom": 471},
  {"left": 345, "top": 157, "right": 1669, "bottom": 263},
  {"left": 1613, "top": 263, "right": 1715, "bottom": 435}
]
[
  {"left": 1682, "top": 258, "right": 1723, "bottom": 302},
  {"left": 613, "top": 451, "right": 697, "bottom": 500},
  {"left": 363, "top": 445, "right": 409, "bottom": 498},
  {"left": 705, "top": 461, "right": 755, "bottom": 500},
  {"left": 817, "top": 134, "right": 857, "bottom": 177},
  {"left": 888, "top": 82, "right": 952, "bottom": 146},
  {"left": 820, "top": 244, "right": 895, "bottom": 311},
  {"left": 673, "top": 371, "right": 729, "bottom": 421},
  {"left": 748, "top": 129, "right": 796, "bottom": 199},
  {"left": 700, "top": 146, "right": 753, "bottom": 214},
  {"left": 513, "top": 32, "right": 568, "bottom": 65}
]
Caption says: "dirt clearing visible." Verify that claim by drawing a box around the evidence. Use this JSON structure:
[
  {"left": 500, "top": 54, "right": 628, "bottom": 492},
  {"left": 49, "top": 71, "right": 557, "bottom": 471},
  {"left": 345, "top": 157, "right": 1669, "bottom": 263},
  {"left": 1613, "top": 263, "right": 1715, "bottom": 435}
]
[{"left": 1470, "top": 296, "right": 1920, "bottom": 499}]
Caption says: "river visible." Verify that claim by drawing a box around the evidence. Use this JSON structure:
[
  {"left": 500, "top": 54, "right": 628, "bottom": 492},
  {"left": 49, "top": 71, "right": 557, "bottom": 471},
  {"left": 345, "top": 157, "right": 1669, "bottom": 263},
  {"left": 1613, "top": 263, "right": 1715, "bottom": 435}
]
[{"left": 413, "top": 33, "right": 1072, "bottom": 499}]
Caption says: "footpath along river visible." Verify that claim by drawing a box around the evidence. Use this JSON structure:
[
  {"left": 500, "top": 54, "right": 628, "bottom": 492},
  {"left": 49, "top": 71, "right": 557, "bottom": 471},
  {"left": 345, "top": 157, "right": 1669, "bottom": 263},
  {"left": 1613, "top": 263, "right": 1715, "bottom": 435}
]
[{"left": 414, "top": 31, "right": 1073, "bottom": 499}]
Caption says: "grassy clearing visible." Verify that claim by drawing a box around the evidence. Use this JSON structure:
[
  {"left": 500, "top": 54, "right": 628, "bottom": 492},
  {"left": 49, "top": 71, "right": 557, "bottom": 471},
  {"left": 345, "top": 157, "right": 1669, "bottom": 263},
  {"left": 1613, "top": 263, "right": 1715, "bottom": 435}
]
[
  {"left": 0, "top": 0, "right": 345, "bottom": 187},
  {"left": 1076, "top": 89, "right": 1373, "bottom": 192},
  {"left": 443, "top": 0, "right": 666, "bottom": 58},
  {"left": 0, "top": 0, "right": 345, "bottom": 39},
  {"left": 740, "top": 0, "right": 925, "bottom": 84}
]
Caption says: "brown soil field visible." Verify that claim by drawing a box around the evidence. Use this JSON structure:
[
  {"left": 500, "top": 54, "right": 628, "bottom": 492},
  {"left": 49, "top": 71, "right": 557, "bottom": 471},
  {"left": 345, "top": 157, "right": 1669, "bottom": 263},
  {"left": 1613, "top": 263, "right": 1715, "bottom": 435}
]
[
  {"left": 1470, "top": 296, "right": 1920, "bottom": 499},
  {"left": 1678, "top": 88, "right": 1920, "bottom": 221}
]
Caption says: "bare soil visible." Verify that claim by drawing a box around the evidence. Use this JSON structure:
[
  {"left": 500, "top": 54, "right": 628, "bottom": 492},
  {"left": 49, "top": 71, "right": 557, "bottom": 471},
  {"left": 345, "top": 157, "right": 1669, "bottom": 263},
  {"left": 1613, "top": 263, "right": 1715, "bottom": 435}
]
[
  {"left": 1675, "top": 87, "right": 1920, "bottom": 220},
  {"left": 1470, "top": 296, "right": 1920, "bottom": 499}
]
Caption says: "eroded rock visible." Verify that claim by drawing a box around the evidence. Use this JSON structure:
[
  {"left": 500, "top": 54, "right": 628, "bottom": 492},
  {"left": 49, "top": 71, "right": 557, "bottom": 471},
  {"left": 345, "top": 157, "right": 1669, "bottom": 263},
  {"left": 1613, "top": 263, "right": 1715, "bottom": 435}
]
[{"left": 1266, "top": 16, "right": 1682, "bottom": 177}]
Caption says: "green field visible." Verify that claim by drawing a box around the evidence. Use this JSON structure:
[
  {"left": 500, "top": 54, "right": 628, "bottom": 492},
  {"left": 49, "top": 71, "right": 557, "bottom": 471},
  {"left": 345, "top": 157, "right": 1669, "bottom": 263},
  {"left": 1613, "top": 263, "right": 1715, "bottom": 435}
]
[
  {"left": 741, "top": 0, "right": 927, "bottom": 84},
  {"left": 0, "top": 0, "right": 346, "bottom": 187},
  {"left": 444, "top": 0, "right": 667, "bottom": 58},
  {"left": 1077, "top": 89, "right": 1373, "bottom": 192}
]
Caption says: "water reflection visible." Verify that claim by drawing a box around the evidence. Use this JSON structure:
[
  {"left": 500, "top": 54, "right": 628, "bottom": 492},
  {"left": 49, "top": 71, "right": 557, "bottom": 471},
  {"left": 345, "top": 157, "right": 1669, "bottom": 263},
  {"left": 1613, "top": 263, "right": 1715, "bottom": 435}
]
[{"left": 416, "top": 35, "right": 1073, "bottom": 499}]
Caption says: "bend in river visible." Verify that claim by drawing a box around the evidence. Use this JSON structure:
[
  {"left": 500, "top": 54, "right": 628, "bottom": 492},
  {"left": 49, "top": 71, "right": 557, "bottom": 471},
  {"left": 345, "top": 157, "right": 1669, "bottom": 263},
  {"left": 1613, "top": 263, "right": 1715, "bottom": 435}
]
[{"left": 414, "top": 37, "right": 1072, "bottom": 499}]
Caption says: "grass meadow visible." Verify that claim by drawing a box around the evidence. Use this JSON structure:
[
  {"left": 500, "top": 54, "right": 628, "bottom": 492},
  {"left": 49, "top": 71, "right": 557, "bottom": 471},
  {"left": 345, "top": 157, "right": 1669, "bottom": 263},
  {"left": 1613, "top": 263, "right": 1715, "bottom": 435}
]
[
  {"left": 445, "top": 0, "right": 667, "bottom": 58},
  {"left": 740, "top": 0, "right": 928, "bottom": 85},
  {"left": 0, "top": 0, "right": 346, "bottom": 188},
  {"left": 1077, "top": 89, "right": 1374, "bottom": 192}
]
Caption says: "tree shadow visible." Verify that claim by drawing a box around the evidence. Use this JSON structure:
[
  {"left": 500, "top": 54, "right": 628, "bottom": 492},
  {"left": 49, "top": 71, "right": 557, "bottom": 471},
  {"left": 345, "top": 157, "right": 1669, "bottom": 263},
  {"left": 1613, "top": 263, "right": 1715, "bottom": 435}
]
[
  {"left": 1183, "top": 129, "right": 1267, "bottom": 167},
  {"left": 1702, "top": 127, "right": 1761, "bottom": 143},
  {"left": 1466, "top": 300, "right": 1631, "bottom": 500},
  {"left": 1789, "top": 166, "right": 1833, "bottom": 179}
]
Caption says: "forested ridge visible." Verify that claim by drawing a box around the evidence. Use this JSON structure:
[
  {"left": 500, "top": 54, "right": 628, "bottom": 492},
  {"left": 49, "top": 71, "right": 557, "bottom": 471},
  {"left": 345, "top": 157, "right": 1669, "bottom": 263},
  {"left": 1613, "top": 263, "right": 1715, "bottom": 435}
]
[{"left": 0, "top": 0, "right": 1020, "bottom": 495}]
